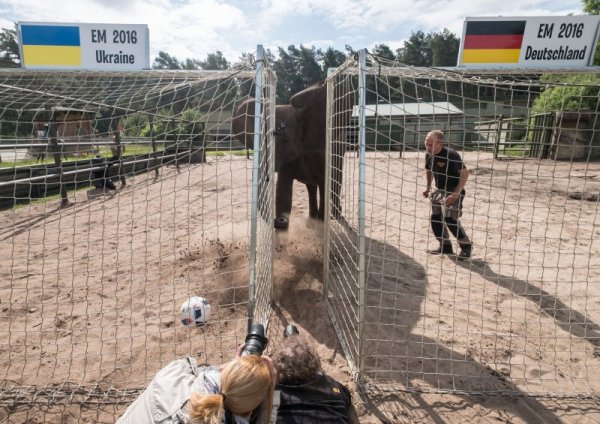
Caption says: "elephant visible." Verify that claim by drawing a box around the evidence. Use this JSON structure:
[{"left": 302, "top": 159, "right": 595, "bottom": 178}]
[{"left": 231, "top": 82, "right": 346, "bottom": 230}]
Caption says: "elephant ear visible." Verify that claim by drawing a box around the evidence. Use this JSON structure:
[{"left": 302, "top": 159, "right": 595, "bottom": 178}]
[
  {"left": 289, "top": 82, "right": 327, "bottom": 153},
  {"left": 274, "top": 105, "right": 304, "bottom": 170},
  {"left": 231, "top": 98, "right": 255, "bottom": 150}
]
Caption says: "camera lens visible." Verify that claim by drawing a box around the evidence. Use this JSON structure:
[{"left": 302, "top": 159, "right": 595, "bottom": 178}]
[{"left": 242, "top": 324, "right": 268, "bottom": 356}]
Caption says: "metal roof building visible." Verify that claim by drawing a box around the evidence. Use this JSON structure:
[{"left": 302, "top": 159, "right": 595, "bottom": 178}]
[{"left": 350, "top": 102, "right": 465, "bottom": 151}]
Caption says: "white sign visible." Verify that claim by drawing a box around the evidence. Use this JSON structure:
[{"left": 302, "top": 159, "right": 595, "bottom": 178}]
[
  {"left": 18, "top": 22, "right": 150, "bottom": 70},
  {"left": 458, "top": 16, "right": 600, "bottom": 68}
]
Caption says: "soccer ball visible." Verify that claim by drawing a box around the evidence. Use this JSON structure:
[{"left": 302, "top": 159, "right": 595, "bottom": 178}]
[{"left": 180, "top": 296, "right": 211, "bottom": 326}]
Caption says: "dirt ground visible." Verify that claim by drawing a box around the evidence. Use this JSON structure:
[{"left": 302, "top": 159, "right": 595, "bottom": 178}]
[{"left": 1, "top": 151, "right": 599, "bottom": 423}]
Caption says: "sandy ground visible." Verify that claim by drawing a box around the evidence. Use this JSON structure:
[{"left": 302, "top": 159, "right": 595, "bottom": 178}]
[{"left": 0, "top": 151, "right": 599, "bottom": 423}]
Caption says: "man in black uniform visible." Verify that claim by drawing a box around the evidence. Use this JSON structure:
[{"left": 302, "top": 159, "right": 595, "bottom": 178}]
[
  {"left": 423, "top": 130, "right": 472, "bottom": 258},
  {"left": 272, "top": 328, "right": 359, "bottom": 423}
]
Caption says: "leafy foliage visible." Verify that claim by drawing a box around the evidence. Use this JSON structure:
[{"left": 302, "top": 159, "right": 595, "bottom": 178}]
[
  {"left": 152, "top": 50, "right": 230, "bottom": 71},
  {"left": 0, "top": 27, "right": 19, "bottom": 68},
  {"left": 152, "top": 51, "right": 183, "bottom": 70},
  {"left": 140, "top": 108, "right": 175, "bottom": 138},
  {"left": 177, "top": 108, "right": 205, "bottom": 141},
  {"left": 582, "top": 0, "right": 600, "bottom": 65},
  {"left": 429, "top": 29, "right": 460, "bottom": 66},
  {"left": 271, "top": 44, "right": 349, "bottom": 103},
  {"left": 123, "top": 113, "right": 149, "bottom": 136},
  {"left": 583, "top": 0, "right": 600, "bottom": 14},
  {"left": 396, "top": 29, "right": 459, "bottom": 66},
  {"left": 397, "top": 31, "right": 431, "bottom": 66},
  {"left": 530, "top": 0, "right": 600, "bottom": 110},
  {"left": 532, "top": 74, "right": 600, "bottom": 113},
  {"left": 198, "top": 51, "right": 229, "bottom": 70}
]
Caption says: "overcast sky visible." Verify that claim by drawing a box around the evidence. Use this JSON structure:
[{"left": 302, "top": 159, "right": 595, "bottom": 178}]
[{"left": 0, "top": 0, "right": 585, "bottom": 63}]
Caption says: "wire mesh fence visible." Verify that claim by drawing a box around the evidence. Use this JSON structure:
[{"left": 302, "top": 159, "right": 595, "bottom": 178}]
[
  {"left": 325, "top": 51, "right": 600, "bottom": 399},
  {"left": 0, "top": 53, "right": 275, "bottom": 422}
]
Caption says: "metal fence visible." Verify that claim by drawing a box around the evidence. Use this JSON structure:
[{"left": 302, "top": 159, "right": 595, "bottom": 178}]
[
  {"left": 325, "top": 51, "right": 600, "bottom": 399},
  {"left": 0, "top": 47, "right": 276, "bottom": 422}
]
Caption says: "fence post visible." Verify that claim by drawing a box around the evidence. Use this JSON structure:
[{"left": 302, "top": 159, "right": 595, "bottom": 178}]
[
  {"left": 357, "top": 48, "right": 367, "bottom": 381},
  {"left": 150, "top": 114, "right": 159, "bottom": 178},
  {"left": 493, "top": 115, "right": 503, "bottom": 159},
  {"left": 323, "top": 77, "right": 334, "bottom": 301},
  {"left": 48, "top": 111, "right": 69, "bottom": 208},
  {"left": 247, "top": 44, "right": 264, "bottom": 332},
  {"left": 111, "top": 117, "right": 126, "bottom": 187}
]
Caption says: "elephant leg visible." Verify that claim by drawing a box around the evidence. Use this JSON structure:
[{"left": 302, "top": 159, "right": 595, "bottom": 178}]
[
  {"left": 307, "top": 184, "right": 319, "bottom": 219},
  {"left": 275, "top": 168, "right": 294, "bottom": 230},
  {"left": 317, "top": 183, "right": 325, "bottom": 220}
]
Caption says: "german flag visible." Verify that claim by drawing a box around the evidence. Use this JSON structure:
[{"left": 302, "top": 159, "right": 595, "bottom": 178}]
[{"left": 462, "top": 20, "right": 526, "bottom": 64}]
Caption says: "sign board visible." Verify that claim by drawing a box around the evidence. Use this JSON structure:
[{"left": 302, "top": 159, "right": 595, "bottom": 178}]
[
  {"left": 457, "top": 16, "right": 600, "bottom": 68},
  {"left": 17, "top": 22, "right": 150, "bottom": 70}
]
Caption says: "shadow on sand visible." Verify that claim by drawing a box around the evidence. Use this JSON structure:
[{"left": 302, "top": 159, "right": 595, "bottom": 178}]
[{"left": 276, "top": 223, "right": 566, "bottom": 423}]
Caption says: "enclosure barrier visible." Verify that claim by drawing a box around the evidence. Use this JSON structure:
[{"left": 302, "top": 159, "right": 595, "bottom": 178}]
[
  {"left": 325, "top": 51, "right": 600, "bottom": 399},
  {"left": 0, "top": 50, "right": 276, "bottom": 422}
]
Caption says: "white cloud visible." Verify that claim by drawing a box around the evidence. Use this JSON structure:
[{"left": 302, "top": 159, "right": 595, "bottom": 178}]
[{"left": 0, "top": 0, "right": 586, "bottom": 63}]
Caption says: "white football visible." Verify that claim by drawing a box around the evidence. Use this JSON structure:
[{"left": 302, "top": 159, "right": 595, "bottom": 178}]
[{"left": 180, "top": 296, "right": 211, "bottom": 326}]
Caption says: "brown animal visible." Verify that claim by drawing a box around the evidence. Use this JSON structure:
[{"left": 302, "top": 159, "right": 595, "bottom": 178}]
[{"left": 232, "top": 82, "right": 347, "bottom": 230}]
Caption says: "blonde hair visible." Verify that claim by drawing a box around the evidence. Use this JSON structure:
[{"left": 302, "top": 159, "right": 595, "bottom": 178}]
[
  {"left": 188, "top": 355, "right": 274, "bottom": 424},
  {"left": 427, "top": 130, "right": 445, "bottom": 143}
]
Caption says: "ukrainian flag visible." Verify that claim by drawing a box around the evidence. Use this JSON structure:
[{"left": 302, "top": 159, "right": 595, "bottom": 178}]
[
  {"left": 462, "top": 21, "right": 526, "bottom": 64},
  {"left": 21, "top": 25, "right": 81, "bottom": 67}
]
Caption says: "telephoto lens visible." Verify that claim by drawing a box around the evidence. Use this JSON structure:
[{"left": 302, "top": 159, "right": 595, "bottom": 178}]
[
  {"left": 283, "top": 324, "right": 299, "bottom": 338},
  {"left": 241, "top": 324, "right": 269, "bottom": 356}
]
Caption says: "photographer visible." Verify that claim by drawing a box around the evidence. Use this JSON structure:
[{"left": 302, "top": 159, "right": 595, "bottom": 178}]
[
  {"left": 117, "top": 337, "right": 276, "bottom": 424},
  {"left": 272, "top": 327, "right": 359, "bottom": 424}
]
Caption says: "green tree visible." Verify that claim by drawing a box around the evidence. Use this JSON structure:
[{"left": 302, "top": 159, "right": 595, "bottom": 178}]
[
  {"left": 152, "top": 51, "right": 182, "bottom": 70},
  {"left": 583, "top": 0, "right": 600, "bottom": 14},
  {"left": 429, "top": 29, "right": 460, "bottom": 66},
  {"left": 298, "top": 45, "right": 323, "bottom": 84},
  {"left": 397, "top": 31, "right": 432, "bottom": 66},
  {"left": 532, "top": 74, "right": 600, "bottom": 113},
  {"left": 123, "top": 113, "right": 149, "bottom": 136},
  {"left": 395, "top": 29, "right": 459, "bottom": 67},
  {"left": 345, "top": 44, "right": 357, "bottom": 57},
  {"left": 583, "top": 0, "right": 600, "bottom": 64},
  {"left": 177, "top": 108, "right": 205, "bottom": 141},
  {"left": 140, "top": 108, "right": 175, "bottom": 138},
  {"left": 321, "top": 47, "right": 347, "bottom": 73},
  {"left": 181, "top": 58, "right": 201, "bottom": 70},
  {"left": 371, "top": 44, "right": 396, "bottom": 61},
  {"left": 198, "top": 51, "right": 229, "bottom": 70},
  {"left": 273, "top": 45, "right": 323, "bottom": 103},
  {"left": 234, "top": 51, "right": 256, "bottom": 68},
  {"left": 0, "top": 27, "right": 19, "bottom": 67}
]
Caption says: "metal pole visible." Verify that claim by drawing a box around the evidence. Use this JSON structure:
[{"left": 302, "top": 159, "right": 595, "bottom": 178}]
[
  {"left": 357, "top": 48, "right": 367, "bottom": 379},
  {"left": 248, "top": 45, "right": 264, "bottom": 332},
  {"left": 323, "top": 77, "right": 334, "bottom": 301},
  {"left": 267, "top": 67, "right": 277, "bottom": 308}
]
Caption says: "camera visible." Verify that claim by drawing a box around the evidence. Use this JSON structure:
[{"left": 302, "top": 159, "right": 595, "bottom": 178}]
[{"left": 241, "top": 324, "right": 269, "bottom": 356}]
